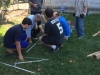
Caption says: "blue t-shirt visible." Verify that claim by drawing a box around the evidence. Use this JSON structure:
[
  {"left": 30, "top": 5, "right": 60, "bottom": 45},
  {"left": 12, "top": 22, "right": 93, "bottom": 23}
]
[
  {"left": 3, "top": 24, "right": 23, "bottom": 48},
  {"left": 26, "top": 15, "right": 36, "bottom": 38},
  {"left": 59, "top": 16, "right": 70, "bottom": 36}
]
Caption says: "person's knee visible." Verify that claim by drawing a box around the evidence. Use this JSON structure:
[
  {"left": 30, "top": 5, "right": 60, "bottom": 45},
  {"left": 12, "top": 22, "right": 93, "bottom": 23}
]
[
  {"left": 39, "top": 36, "right": 42, "bottom": 42},
  {"left": 20, "top": 41, "right": 29, "bottom": 48}
]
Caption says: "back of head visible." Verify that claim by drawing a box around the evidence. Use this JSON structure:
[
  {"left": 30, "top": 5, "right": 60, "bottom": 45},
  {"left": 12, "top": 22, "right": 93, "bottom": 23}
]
[
  {"left": 53, "top": 12, "right": 59, "bottom": 18},
  {"left": 35, "top": 14, "right": 41, "bottom": 22},
  {"left": 45, "top": 7, "right": 53, "bottom": 18},
  {"left": 22, "top": 17, "right": 32, "bottom": 25}
]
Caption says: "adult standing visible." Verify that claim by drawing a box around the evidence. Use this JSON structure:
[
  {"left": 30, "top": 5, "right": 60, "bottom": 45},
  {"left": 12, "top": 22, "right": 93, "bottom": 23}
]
[
  {"left": 73, "top": 0, "right": 88, "bottom": 39},
  {"left": 28, "top": 0, "right": 43, "bottom": 15},
  {"left": 28, "top": 0, "right": 43, "bottom": 38}
]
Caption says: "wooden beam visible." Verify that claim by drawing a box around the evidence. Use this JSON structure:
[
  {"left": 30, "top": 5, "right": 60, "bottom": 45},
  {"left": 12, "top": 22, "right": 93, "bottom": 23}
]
[
  {"left": 93, "top": 53, "right": 100, "bottom": 60},
  {"left": 87, "top": 51, "right": 100, "bottom": 60},
  {"left": 87, "top": 51, "right": 100, "bottom": 57},
  {"left": 92, "top": 31, "right": 100, "bottom": 37}
]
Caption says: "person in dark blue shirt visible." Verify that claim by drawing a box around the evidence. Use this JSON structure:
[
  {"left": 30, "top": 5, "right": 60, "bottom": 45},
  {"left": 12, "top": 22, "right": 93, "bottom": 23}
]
[
  {"left": 39, "top": 8, "right": 64, "bottom": 52},
  {"left": 3, "top": 18, "right": 32, "bottom": 61}
]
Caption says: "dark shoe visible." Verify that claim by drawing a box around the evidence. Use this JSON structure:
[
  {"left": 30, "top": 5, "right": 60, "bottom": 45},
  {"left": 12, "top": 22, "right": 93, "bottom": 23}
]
[{"left": 52, "top": 47, "right": 59, "bottom": 52}]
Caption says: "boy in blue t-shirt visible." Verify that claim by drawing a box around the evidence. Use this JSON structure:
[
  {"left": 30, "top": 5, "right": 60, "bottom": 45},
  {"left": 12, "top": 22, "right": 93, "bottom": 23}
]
[{"left": 53, "top": 12, "right": 70, "bottom": 40}]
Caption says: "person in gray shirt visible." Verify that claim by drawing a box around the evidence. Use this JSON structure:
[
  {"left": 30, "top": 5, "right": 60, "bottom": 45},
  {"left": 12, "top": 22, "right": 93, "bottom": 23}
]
[
  {"left": 73, "top": 0, "right": 88, "bottom": 39},
  {"left": 28, "top": 0, "right": 43, "bottom": 39},
  {"left": 28, "top": 0, "right": 43, "bottom": 14}
]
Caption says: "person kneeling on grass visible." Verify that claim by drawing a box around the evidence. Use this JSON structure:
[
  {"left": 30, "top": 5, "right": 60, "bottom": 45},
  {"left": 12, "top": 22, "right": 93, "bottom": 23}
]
[
  {"left": 3, "top": 18, "right": 32, "bottom": 61},
  {"left": 38, "top": 8, "right": 64, "bottom": 52},
  {"left": 25, "top": 14, "right": 42, "bottom": 43},
  {"left": 53, "top": 12, "right": 71, "bottom": 40}
]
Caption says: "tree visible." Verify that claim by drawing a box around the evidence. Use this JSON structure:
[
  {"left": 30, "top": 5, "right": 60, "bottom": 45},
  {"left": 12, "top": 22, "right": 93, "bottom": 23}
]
[{"left": 0, "top": 0, "right": 11, "bottom": 20}]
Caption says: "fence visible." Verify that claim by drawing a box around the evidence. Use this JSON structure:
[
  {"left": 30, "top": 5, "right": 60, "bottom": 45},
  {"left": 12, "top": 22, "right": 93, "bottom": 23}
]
[{"left": 44, "top": 0, "right": 100, "bottom": 13}]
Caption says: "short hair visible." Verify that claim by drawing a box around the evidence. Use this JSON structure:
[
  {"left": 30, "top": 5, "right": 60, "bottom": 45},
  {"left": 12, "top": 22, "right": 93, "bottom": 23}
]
[
  {"left": 35, "top": 14, "right": 41, "bottom": 21},
  {"left": 53, "top": 12, "right": 59, "bottom": 17},
  {"left": 45, "top": 8, "right": 53, "bottom": 18},
  {"left": 56, "top": 12, "right": 59, "bottom": 16},
  {"left": 22, "top": 18, "right": 32, "bottom": 25}
]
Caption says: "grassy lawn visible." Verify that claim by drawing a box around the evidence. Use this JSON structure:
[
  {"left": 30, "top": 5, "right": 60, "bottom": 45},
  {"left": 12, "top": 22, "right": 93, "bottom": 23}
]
[{"left": 0, "top": 14, "right": 100, "bottom": 75}]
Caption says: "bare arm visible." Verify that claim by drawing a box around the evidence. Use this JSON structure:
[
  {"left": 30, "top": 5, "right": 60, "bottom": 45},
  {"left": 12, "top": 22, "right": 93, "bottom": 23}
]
[
  {"left": 83, "top": 6, "right": 88, "bottom": 14},
  {"left": 41, "top": 14, "right": 47, "bottom": 23},
  {"left": 39, "top": 25, "right": 47, "bottom": 36},
  {"left": 74, "top": 1, "right": 76, "bottom": 13},
  {"left": 15, "top": 41, "right": 24, "bottom": 61},
  {"left": 74, "top": 8, "right": 76, "bottom": 13},
  {"left": 25, "top": 36, "right": 32, "bottom": 43},
  {"left": 34, "top": 24, "right": 38, "bottom": 30}
]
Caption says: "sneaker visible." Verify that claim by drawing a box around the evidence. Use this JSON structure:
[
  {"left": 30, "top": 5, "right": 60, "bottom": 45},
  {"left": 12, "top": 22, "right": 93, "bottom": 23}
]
[
  {"left": 78, "top": 36, "right": 84, "bottom": 39},
  {"left": 52, "top": 47, "right": 59, "bottom": 52}
]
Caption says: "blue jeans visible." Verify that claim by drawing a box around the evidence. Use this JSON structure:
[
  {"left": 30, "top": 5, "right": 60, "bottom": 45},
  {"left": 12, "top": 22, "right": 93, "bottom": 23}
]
[
  {"left": 75, "top": 17, "right": 84, "bottom": 36},
  {"left": 9, "top": 34, "right": 29, "bottom": 49}
]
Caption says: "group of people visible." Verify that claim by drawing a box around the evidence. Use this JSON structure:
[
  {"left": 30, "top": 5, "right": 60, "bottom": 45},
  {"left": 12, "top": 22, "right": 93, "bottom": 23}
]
[{"left": 3, "top": 0, "right": 88, "bottom": 61}]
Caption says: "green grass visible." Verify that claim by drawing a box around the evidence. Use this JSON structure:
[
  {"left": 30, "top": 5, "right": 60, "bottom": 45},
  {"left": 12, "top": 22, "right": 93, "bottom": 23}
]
[{"left": 0, "top": 14, "right": 100, "bottom": 75}]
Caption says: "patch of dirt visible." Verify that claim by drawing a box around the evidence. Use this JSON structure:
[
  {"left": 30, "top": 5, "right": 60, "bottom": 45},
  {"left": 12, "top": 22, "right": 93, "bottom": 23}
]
[{"left": 2, "top": 9, "right": 29, "bottom": 22}]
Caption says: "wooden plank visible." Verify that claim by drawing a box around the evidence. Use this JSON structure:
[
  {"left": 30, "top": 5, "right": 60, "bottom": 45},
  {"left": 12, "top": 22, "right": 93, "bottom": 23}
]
[
  {"left": 92, "top": 31, "right": 100, "bottom": 37},
  {"left": 87, "top": 51, "right": 100, "bottom": 57},
  {"left": 93, "top": 53, "right": 100, "bottom": 60}
]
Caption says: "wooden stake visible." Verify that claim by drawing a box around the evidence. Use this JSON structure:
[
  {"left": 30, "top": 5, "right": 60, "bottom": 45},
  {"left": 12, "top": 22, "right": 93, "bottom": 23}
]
[
  {"left": 92, "top": 31, "right": 100, "bottom": 37},
  {"left": 87, "top": 51, "right": 100, "bottom": 57}
]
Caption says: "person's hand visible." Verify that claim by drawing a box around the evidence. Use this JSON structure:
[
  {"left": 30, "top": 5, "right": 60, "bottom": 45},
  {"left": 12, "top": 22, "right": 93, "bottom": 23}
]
[
  {"left": 73, "top": 13, "right": 75, "bottom": 17},
  {"left": 34, "top": 24, "right": 38, "bottom": 30},
  {"left": 40, "top": 14, "right": 47, "bottom": 23},
  {"left": 29, "top": 39, "right": 32, "bottom": 43},
  {"left": 25, "top": 36, "right": 28, "bottom": 41},
  {"left": 41, "top": 14, "right": 45, "bottom": 19},
  {"left": 68, "top": 20, "right": 71, "bottom": 25},
  {"left": 39, "top": 25, "right": 42, "bottom": 29},
  {"left": 19, "top": 55, "right": 24, "bottom": 61},
  {"left": 80, "top": 14, "right": 84, "bottom": 18},
  {"left": 33, "top": 4, "right": 38, "bottom": 9}
]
